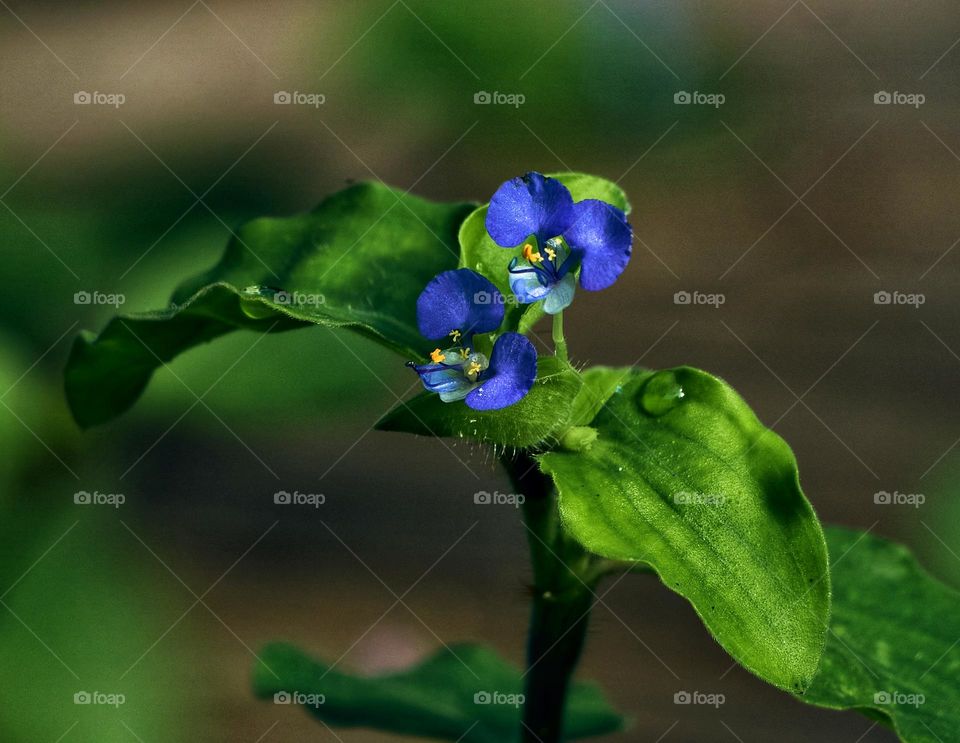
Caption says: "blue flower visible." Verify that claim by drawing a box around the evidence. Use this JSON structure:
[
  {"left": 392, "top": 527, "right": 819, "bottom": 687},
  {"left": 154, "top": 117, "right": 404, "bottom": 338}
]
[
  {"left": 485, "top": 172, "right": 632, "bottom": 314},
  {"left": 408, "top": 269, "right": 537, "bottom": 410}
]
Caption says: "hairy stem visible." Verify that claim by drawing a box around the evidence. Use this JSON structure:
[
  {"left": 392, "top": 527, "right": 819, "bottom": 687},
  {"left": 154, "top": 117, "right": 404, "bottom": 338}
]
[
  {"left": 552, "top": 312, "right": 569, "bottom": 363},
  {"left": 504, "top": 454, "right": 597, "bottom": 743}
]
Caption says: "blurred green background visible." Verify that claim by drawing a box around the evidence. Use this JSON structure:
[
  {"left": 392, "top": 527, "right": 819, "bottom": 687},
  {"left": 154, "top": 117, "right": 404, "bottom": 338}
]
[{"left": 2, "top": 1, "right": 960, "bottom": 740}]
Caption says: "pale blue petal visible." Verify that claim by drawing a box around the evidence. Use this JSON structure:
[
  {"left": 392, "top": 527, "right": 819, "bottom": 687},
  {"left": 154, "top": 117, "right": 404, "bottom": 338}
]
[{"left": 542, "top": 273, "right": 576, "bottom": 314}]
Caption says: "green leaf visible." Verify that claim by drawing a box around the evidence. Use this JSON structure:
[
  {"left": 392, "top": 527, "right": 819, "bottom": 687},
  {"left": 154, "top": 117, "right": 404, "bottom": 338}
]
[
  {"left": 375, "top": 356, "right": 582, "bottom": 448},
  {"left": 550, "top": 172, "right": 631, "bottom": 212},
  {"left": 253, "top": 642, "right": 623, "bottom": 743},
  {"left": 567, "top": 365, "right": 633, "bottom": 428},
  {"left": 538, "top": 366, "right": 830, "bottom": 692},
  {"left": 65, "top": 182, "right": 475, "bottom": 427},
  {"left": 800, "top": 527, "right": 960, "bottom": 743},
  {"left": 458, "top": 172, "right": 630, "bottom": 301}
]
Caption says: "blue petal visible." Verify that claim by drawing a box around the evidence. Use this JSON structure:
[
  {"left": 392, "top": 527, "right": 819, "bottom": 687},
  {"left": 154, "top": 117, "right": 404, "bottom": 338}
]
[
  {"left": 563, "top": 200, "right": 632, "bottom": 291},
  {"left": 542, "top": 272, "right": 576, "bottom": 314},
  {"left": 465, "top": 332, "right": 537, "bottom": 410},
  {"left": 485, "top": 172, "right": 574, "bottom": 248},
  {"left": 509, "top": 270, "right": 553, "bottom": 305},
  {"left": 416, "top": 269, "right": 505, "bottom": 340}
]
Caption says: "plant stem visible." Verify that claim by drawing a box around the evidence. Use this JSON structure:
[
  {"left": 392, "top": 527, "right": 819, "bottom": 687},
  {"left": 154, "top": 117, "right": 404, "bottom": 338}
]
[
  {"left": 504, "top": 454, "right": 597, "bottom": 743},
  {"left": 552, "top": 312, "right": 568, "bottom": 363}
]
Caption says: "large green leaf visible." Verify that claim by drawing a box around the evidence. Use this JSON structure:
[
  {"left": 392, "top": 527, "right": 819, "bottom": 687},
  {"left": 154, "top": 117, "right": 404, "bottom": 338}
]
[
  {"left": 800, "top": 527, "right": 960, "bottom": 743},
  {"left": 458, "top": 172, "right": 630, "bottom": 301},
  {"left": 567, "top": 365, "right": 632, "bottom": 428},
  {"left": 375, "top": 356, "right": 582, "bottom": 448},
  {"left": 65, "top": 182, "right": 474, "bottom": 427},
  {"left": 253, "top": 642, "right": 622, "bottom": 743},
  {"left": 538, "top": 366, "right": 830, "bottom": 692}
]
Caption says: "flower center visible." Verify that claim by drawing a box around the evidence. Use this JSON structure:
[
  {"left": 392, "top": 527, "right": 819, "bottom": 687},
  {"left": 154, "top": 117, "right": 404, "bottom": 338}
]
[
  {"left": 509, "top": 236, "right": 572, "bottom": 287},
  {"left": 421, "top": 344, "right": 489, "bottom": 382}
]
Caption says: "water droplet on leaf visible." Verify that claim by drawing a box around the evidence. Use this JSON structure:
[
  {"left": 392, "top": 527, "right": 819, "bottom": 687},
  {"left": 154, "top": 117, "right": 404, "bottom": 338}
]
[
  {"left": 638, "top": 371, "right": 685, "bottom": 416},
  {"left": 239, "top": 297, "right": 276, "bottom": 319}
]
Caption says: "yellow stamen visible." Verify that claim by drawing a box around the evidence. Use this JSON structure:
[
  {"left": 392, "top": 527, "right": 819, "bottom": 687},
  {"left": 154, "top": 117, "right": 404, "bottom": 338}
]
[
  {"left": 462, "top": 347, "right": 471, "bottom": 357},
  {"left": 449, "top": 329, "right": 462, "bottom": 343},
  {"left": 545, "top": 246, "right": 557, "bottom": 261},
  {"left": 522, "top": 243, "right": 543, "bottom": 263},
  {"left": 430, "top": 348, "right": 446, "bottom": 363},
  {"left": 467, "top": 361, "right": 482, "bottom": 377}
]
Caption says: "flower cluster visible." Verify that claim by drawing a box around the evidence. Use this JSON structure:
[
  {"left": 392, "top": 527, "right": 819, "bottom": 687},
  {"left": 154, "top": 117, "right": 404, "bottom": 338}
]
[
  {"left": 409, "top": 172, "right": 632, "bottom": 410},
  {"left": 488, "top": 172, "right": 632, "bottom": 313}
]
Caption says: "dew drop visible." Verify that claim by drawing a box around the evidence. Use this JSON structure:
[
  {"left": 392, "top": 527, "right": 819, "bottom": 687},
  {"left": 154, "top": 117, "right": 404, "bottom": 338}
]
[
  {"left": 638, "top": 370, "right": 685, "bottom": 416},
  {"left": 239, "top": 298, "right": 275, "bottom": 319}
]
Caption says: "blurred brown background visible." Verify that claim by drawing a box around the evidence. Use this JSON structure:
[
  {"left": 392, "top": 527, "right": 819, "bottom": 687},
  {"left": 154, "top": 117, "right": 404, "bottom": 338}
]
[{"left": 2, "top": 1, "right": 959, "bottom": 740}]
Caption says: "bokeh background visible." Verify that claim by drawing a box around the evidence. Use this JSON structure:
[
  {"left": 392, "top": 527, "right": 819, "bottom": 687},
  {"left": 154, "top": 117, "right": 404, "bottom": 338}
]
[{"left": 2, "top": 1, "right": 959, "bottom": 740}]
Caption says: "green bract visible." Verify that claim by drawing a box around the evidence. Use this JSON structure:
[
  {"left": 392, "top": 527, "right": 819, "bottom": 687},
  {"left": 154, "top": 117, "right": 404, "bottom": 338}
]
[
  {"left": 539, "top": 366, "right": 830, "bottom": 692},
  {"left": 253, "top": 643, "right": 623, "bottom": 743},
  {"left": 376, "top": 356, "right": 581, "bottom": 448}
]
